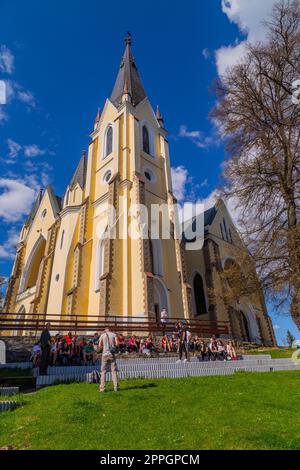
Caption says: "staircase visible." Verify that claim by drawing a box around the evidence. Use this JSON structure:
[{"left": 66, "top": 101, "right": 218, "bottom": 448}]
[{"left": 33, "top": 354, "right": 300, "bottom": 387}]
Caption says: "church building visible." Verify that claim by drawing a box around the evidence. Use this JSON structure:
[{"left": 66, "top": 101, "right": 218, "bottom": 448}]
[{"left": 4, "top": 36, "right": 276, "bottom": 346}]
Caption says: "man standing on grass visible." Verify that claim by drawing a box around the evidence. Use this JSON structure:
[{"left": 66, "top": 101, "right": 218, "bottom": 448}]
[
  {"left": 39, "top": 323, "right": 51, "bottom": 375},
  {"left": 176, "top": 321, "right": 189, "bottom": 364},
  {"left": 98, "top": 327, "right": 119, "bottom": 393}
]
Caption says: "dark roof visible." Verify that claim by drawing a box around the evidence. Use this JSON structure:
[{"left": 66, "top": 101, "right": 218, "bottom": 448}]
[
  {"left": 47, "top": 186, "right": 61, "bottom": 216},
  {"left": 110, "top": 37, "right": 147, "bottom": 108},
  {"left": 24, "top": 186, "right": 62, "bottom": 227},
  {"left": 25, "top": 189, "right": 43, "bottom": 226},
  {"left": 182, "top": 205, "right": 218, "bottom": 244},
  {"left": 69, "top": 152, "right": 87, "bottom": 190},
  {"left": 203, "top": 206, "right": 217, "bottom": 227}
]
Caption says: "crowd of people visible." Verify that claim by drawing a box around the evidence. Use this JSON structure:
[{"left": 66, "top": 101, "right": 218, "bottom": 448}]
[{"left": 32, "top": 322, "right": 238, "bottom": 369}]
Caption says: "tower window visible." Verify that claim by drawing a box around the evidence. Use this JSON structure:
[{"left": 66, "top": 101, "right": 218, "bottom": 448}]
[
  {"left": 41, "top": 209, "right": 47, "bottom": 219},
  {"left": 142, "top": 125, "right": 150, "bottom": 155},
  {"left": 105, "top": 125, "right": 113, "bottom": 158},
  {"left": 220, "top": 223, "right": 225, "bottom": 240},
  {"left": 103, "top": 170, "right": 112, "bottom": 184},
  {"left": 223, "top": 218, "right": 229, "bottom": 242},
  {"left": 193, "top": 273, "right": 207, "bottom": 316},
  {"left": 145, "top": 171, "right": 152, "bottom": 181},
  {"left": 143, "top": 167, "right": 156, "bottom": 184},
  {"left": 60, "top": 230, "right": 65, "bottom": 249}
]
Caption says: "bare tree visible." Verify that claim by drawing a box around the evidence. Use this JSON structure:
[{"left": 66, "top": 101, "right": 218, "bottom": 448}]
[{"left": 211, "top": 0, "right": 300, "bottom": 330}]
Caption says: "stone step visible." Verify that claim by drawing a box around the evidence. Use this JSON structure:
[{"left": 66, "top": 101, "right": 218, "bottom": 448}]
[
  {"left": 39, "top": 359, "right": 294, "bottom": 377},
  {"left": 0, "top": 362, "right": 32, "bottom": 370},
  {"left": 36, "top": 363, "right": 300, "bottom": 387},
  {"left": 0, "top": 401, "right": 18, "bottom": 412},
  {"left": 0, "top": 387, "right": 19, "bottom": 396}
]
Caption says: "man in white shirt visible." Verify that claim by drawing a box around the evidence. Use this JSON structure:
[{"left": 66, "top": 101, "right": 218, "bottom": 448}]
[
  {"left": 160, "top": 308, "right": 168, "bottom": 335},
  {"left": 98, "top": 327, "right": 119, "bottom": 393}
]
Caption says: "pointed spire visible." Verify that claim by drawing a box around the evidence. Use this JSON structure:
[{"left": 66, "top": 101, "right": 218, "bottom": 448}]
[
  {"left": 94, "top": 108, "right": 101, "bottom": 130},
  {"left": 25, "top": 189, "right": 44, "bottom": 226},
  {"left": 69, "top": 151, "right": 87, "bottom": 190},
  {"left": 156, "top": 105, "right": 164, "bottom": 126},
  {"left": 111, "top": 34, "right": 147, "bottom": 107}
]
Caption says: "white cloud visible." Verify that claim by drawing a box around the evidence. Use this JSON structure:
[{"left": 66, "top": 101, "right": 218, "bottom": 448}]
[
  {"left": 0, "top": 178, "right": 36, "bottom": 223},
  {"left": 202, "top": 48, "right": 211, "bottom": 59},
  {"left": 273, "top": 324, "right": 281, "bottom": 331},
  {"left": 178, "top": 125, "right": 214, "bottom": 149},
  {"left": 17, "top": 89, "right": 35, "bottom": 108},
  {"left": 6, "top": 139, "right": 48, "bottom": 162},
  {"left": 171, "top": 166, "right": 189, "bottom": 202},
  {"left": 24, "top": 144, "right": 46, "bottom": 157},
  {"left": 0, "top": 106, "right": 8, "bottom": 124},
  {"left": 216, "top": 41, "right": 248, "bottom": 76},
  {"left": 0, "top": 229, "right": 19, "bottom": 260},
  {"left": 7, "top": 139, "right": 22, "bottom": 161},
  {"left": 0, "top": 45, "right": 15, "bottom": 74},
  {"left": 197, "top": 189, "right": 220, "bottom": 211},
  {"left": 0, "top": 79, "right": 36, "bottom": 109},
  {"left": 216, "top": 0, "right": 277, "bottom": 76}
]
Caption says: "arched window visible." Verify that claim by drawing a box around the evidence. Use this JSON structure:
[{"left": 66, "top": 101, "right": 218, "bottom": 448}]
[
  {"left": 60, "top": 230, "right": 65, "bottom": 250},
  {"left": 223, "top": 218, "right": 229, "bottom": 242},
  {"left": 142, "top": 125, "right": 150, "bottom": 155},
  {"left": 95, "top": 238, "right": 106, "bottom": 291},
  {"left": 193, "top": 273, "right": 207, "bottom": 316},
  {"left": 240, "top": 311, "right": 251, "bottom": 342},
  {"left": 19, "top": 236, "right": 46, "bottom": 293},
  {"left": 151, "top": 239, "right": 164, "bottom": 277},
  {"left": 105, "top": 125, "right": 113, "bottom": 158},
  {"left": 220, "top": 223, "right": 225, "bottom": 240}
]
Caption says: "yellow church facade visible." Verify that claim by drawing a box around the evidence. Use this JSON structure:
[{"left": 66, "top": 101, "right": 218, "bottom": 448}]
[{"left": 4, "top": 37, "right": 276, "bottom": 346}]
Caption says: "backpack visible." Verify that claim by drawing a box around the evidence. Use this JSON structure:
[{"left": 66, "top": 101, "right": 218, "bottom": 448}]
[{"left": 91, "top": 370, "right": 100, "bottom": 384}]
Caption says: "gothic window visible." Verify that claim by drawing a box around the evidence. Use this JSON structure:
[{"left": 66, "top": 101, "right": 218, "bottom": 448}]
[
  {"left": 223, "top": 218, "right": 229, "bottom": 242},
  {"left": 60, "top": 230, "right": 65, "bottom": 250},
  {"left": 105, "top": 125, "right": 113, "bottom": 158},
  {"left": 19, "top": 236, "right": 46, "bottom": 293},
  {"left": 220, "top": 223, "right": 225, "bottom": 240},
  {"left": 193, "top": 273, "right": 207, "bottom": 316},
  {"left": 151, "top": 239, "right": 164, "bottom": 277},
  {"left": 144, "top": 167, "right": 156, "bottom": 183},
  {"left": 142, "top": 125, "right": 150, "bottom": 155},
  {"left": 95, "top": 238, "right": 106, "bottom": 291},
  {"left": 103, "top": 170, "right": 112, "bottom": 184}
]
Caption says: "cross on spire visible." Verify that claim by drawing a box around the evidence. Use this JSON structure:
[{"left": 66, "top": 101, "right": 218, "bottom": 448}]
[{"left": 110, "top": 35, "right": 147, "bottom": 107}]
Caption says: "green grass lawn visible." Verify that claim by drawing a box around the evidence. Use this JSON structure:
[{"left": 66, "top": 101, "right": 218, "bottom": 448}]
[
  {"left": 245, "top": 349, "right": 294, "bottom": 359},
  {"left": 1, "top": 372, "right": 300, "bottom": 450}
]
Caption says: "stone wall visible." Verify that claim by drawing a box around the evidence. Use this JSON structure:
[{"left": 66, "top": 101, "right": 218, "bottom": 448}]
[{"left": 0, "top": 336, "right": 38, "bottom": 363}]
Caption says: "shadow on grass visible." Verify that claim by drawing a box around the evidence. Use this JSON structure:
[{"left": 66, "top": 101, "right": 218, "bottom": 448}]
[{"left": 118, "top": 382, "right": 158, "bottom": 392}]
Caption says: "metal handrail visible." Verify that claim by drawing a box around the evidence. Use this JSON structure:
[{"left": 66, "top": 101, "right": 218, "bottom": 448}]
[{"left": 0, "top": 312, "right": 230, "bottom": 336}]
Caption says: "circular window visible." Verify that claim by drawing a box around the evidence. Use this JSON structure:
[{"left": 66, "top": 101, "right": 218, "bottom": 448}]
[
  {"left": 143, "top": 168, "right": 156, "bottom": 183},
  {"left": 103, "top": 170, "right": 112, "bottom": 184},
  {"left": 41, "top": 209, "right": 47, "bottom": 219}
]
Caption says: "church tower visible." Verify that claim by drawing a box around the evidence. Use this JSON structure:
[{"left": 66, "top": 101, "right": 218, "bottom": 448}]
[
  {"left": 82, "top": 34, "right": 186, "bottom": 320},
  {"left": 4, "top": 35, "right": 276, "bottom": 346}
]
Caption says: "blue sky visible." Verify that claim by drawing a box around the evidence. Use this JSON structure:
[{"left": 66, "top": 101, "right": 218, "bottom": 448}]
[{"left": 0, "top": 0, "right": 298, "bottom": 344}]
